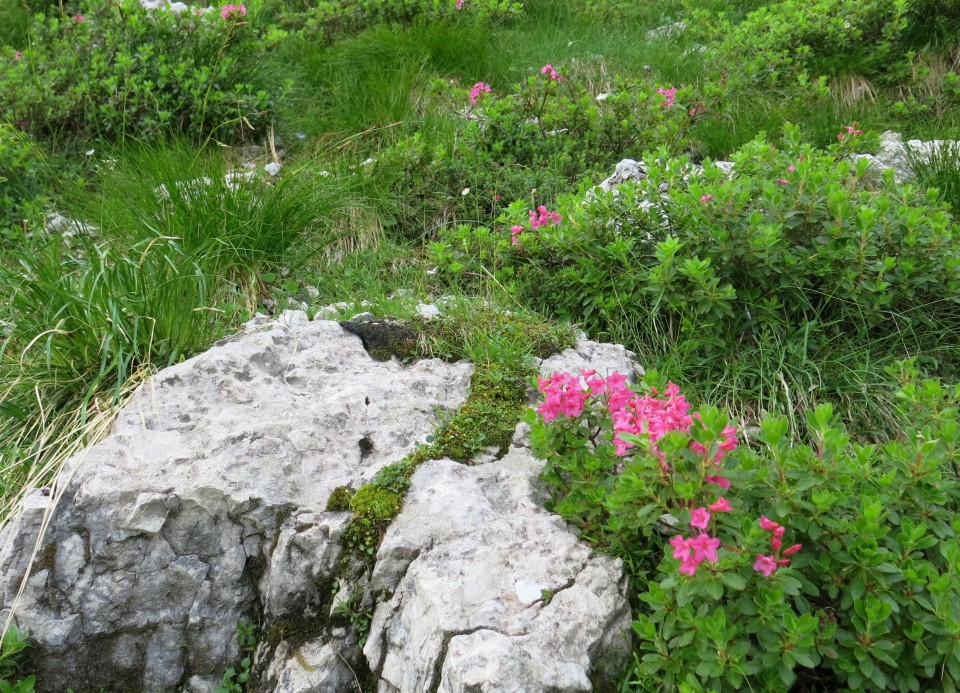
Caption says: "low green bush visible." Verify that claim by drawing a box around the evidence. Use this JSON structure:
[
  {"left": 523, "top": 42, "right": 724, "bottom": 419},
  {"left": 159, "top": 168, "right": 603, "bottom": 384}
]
[
  {"left": 470, "top": 124, "right": 960, "bottom": 431},
  {"left": 380, "top": 66, "right": 697, "bottom": 237},
  {"left": 529, "top": 364, "right": 960, "bottom": 692},
  {"left": 0, "top": 1, "right": 287, "bottom": 146},
  {"left": 0, "top": 124, "right": 49, "bottom": 243},
  {"left": 275, "top": 0, "right": 522, "bottom": 44}
]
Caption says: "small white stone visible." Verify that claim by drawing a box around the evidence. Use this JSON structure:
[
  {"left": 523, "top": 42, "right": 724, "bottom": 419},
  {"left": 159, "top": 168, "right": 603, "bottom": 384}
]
[
  {"left": 277, "top": 309, "right": 309, "bottom": 326},
  {"left": 264, "top": 162, "right": 281, "bottom": 176},
  {"left": 416, "top": 302, "right": 441, "bottom": 319}
]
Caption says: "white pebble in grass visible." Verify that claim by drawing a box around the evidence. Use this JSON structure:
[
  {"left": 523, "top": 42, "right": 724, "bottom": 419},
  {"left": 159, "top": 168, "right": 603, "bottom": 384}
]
[{"left": 264, "top": 162, "right": 281, "bottom": 176}]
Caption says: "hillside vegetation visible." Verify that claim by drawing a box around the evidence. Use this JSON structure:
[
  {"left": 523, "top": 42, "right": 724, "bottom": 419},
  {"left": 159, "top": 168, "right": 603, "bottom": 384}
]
[{"left": 1, "top": 0, "right": 960, "bottom": 689}]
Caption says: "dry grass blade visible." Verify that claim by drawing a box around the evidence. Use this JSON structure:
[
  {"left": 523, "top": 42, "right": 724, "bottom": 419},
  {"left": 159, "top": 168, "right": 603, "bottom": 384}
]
[{"left": 0, "top": 367, "right": 151, "bottom": 643}]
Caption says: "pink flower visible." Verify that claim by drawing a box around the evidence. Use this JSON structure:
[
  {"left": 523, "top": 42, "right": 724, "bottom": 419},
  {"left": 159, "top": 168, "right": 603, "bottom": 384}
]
[
  {"left": 689, "top": 533, "right": 721, "bottom": 563},
  {"left": 528, "top": 205, "right": 561, "bottom": 229},
  {"left": 536, "top": 372, "right": 590, "bottom": 422},
  {"left": 777, "top": 179, "right": 789, "bottom": 185},
  {"left": 220, "top": 3, "right": 247, "bottom": 19},
  {"left": 669, "top": 534, "right": 690, "bottom": 561},
  {"left": 13, "top": 51, "right": 21, "bottom": 61},
  {"left": 71, "top": 13, "right": 85, "bottom": 22},
  {"left": 670, "top": 533, "right": 721, "bottom": 575},
  {"left": 510, "top": 225, "right": 524, "bottom": 247},
  {"left": 838, "top": 123, "right": 862, "bottom": 141},
  {"left": 689, "top": 507, "right": 711, "bottom": 530},
  {"left": 456, "top": 0, "right": 464, "bottom": 8},
  {"left": 540, "top": 64, "right": 562, "bottom": 81},
  {"left": 705, "top": 474, "right": 731, "bottom": 489},
  {"left": 709, "top": 497, "right": 732, "bottom": 513},
  {"left": 753, "top": 554, "right": 777, "bottom": 577},
  {"left": 469, "top": 82, "right": 491, "bottom": 106},
  {"left": 700, "top": 194, "right": 713, "bottom": 203},
  {"left": 787, "top": 166, "right": 796, "bottom": 173},
  {"left": 771, "top": 535, "right": 782, "bottom": 551},
  {"left": 657, "top": 87, "right": 677, "bottom": 107},
  {"left": 782, "top": 543, "right": 802, "bottom": 557},
  {"left": 758, "top": 516, "right": 780, "bottom": 532}
]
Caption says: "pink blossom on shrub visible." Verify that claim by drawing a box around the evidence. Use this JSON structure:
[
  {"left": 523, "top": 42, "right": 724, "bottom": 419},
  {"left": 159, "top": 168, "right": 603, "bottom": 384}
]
[
  {"left": 783, "top": 543, "right": 802, "bottom": 556},
  {"left": 705, "top": 474, "right": 731, "bottom": 489},
  {"left": 456, "top": 0, "right": 464, "bottom": 8},
  {"left": 837, "top": 122, "right": 862, "bottom": 141},
  {"left": 689, "top": 507, "right": 711, "bottom": 529},
  {"left": 657, "top": 87, "right": 677, "bottom": 107},
  {"left": 701, "top": 194, "right": 713, "bottom": 203},
  {"left": 469, "top": 82, "right": 491, "bottom": 106},
  {"left": 220, "top": 3, "right": 247, "bottom": 20},
  {"left": 14, "top": 51, "right": 22, "bottom": 61},
  {"left": 536, "top": 372, "right": 590, "bottom": 423},
  {"left": 759, "top": 516, "right": 780, "bottom": 531},
  {"left": 671, "top": 533, "right": 721, "bottom": 575},
  {"left": 709, "top": 497, "right": 732, "bottom": 512},
  {"left": 510, "top": 225, "right": 524, "bottom": 246},
  {"left": 689, "top": 533, "right": 721, "bottom": 563},
  {"left": 753, "top": 554, "right": 777, "bottom": 577},
  {"left": 71, "top": 13, "right": 85, "bottom": 22},
  {"left": 528, "top": 205, "right": 561, "bottom": 229},
  {"left": 609, "top": 381, "right": 693, "bottom": 456},
  {"left": 540, "top": 64, "right": 562, "bottom": 81}
]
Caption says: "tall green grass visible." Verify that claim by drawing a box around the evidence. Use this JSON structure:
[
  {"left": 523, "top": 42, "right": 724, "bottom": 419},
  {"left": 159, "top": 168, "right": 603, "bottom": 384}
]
[{"left": 0, "top": 144, "right": 396, "bottom": 511}]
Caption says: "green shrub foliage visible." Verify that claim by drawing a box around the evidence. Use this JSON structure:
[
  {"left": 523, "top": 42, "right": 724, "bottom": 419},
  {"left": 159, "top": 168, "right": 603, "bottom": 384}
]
[
  {"left": 529, "top": 364, "right": 960, "bottom": 691},
  {"left": 0, "top": 1, "right": 285, "bottom": 145},
  {"left": 0, "top": 124, "right": 48, "bottom": 243}
]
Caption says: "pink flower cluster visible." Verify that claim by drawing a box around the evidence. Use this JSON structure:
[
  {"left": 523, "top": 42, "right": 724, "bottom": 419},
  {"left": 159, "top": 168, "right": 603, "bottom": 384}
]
[
  {"left": 540, "top": 64, "right": 563, "bottom": 81},
  {"left": 753, "top": 516, "right": 802, "bottom": 577},
  {"left": 611, "top": 381, "right": 691, "bottom": 456},
  {"left": 536, "top": 372, "right": 592, "bottom": 422},
  {"left": 511, "top": 206, "right": 561, "bottom": 247},
  {"left": 220, "top": 3, "right": 247, "bottom": 19},
  {"left": 670, "top": 498, "right": 732, "bottom": 574},
  {"left": 469, "top": 82, "right": 490, "bottom": 106},
  {"left": 456, "top": 0, "right": 464, "bottom": 8},
  {"left": 670, "top": 533, "right": 721, "bottom": 575},
  {"left": 657, "top": 87, "right": 677, "bottom": 107},
  {"left": 71, "top": 13, "right": 85, "bottom": 22},
  {"left": 529, "top": 205, "right": 561, "bottom": 228},
  {"left": 13, "top": 50, "right": 21, "bottom": 61},
  {"left": 837, "top": 122, "right": 862, "bottom": 141}
]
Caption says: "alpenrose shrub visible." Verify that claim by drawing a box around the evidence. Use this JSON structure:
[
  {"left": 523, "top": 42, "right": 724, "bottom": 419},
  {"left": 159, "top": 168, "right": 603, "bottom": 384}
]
[
  {"left": 527, "top": 365, "right": 960, "bottom": 692},
  {"left": 507, "top": 125, "right": 960, "bottom": 402},
  {"left": 288, "top": 0, "right": 523, "bottom": 42},
  {"left": 0, "top": 0, "right": 284, "bottom": 144},
  {"left": 415, "top": 73, "right": 699, "bottom": 243}
]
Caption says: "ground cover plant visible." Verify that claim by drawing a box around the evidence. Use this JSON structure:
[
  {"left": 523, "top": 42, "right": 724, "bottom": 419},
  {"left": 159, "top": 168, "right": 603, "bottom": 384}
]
[{"left": 1, "top": 0, "right": 959, "bottom": 689}]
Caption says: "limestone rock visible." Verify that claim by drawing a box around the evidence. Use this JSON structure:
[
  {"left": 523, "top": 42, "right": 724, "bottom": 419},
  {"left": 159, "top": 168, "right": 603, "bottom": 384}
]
[
  {"left": 0, "top": 320, "right": 472, "bottom": 691},
  {"left": 597, "top": 159, "right": 648, "bottom": 193},
  {"left": 365, "top": 453, "right": 632, "bottom": 693},
  {"left": 854, "top": 131, "right": 959, "bottom": 183},
  {"left": 0, "top": 317, "right": 638, "bottom": 692}
]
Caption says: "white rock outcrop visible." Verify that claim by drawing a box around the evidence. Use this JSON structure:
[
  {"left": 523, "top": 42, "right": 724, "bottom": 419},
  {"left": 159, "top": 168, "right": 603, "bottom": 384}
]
[{"left": 0, "top": 319, "right": 637, "bottom": 692}]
